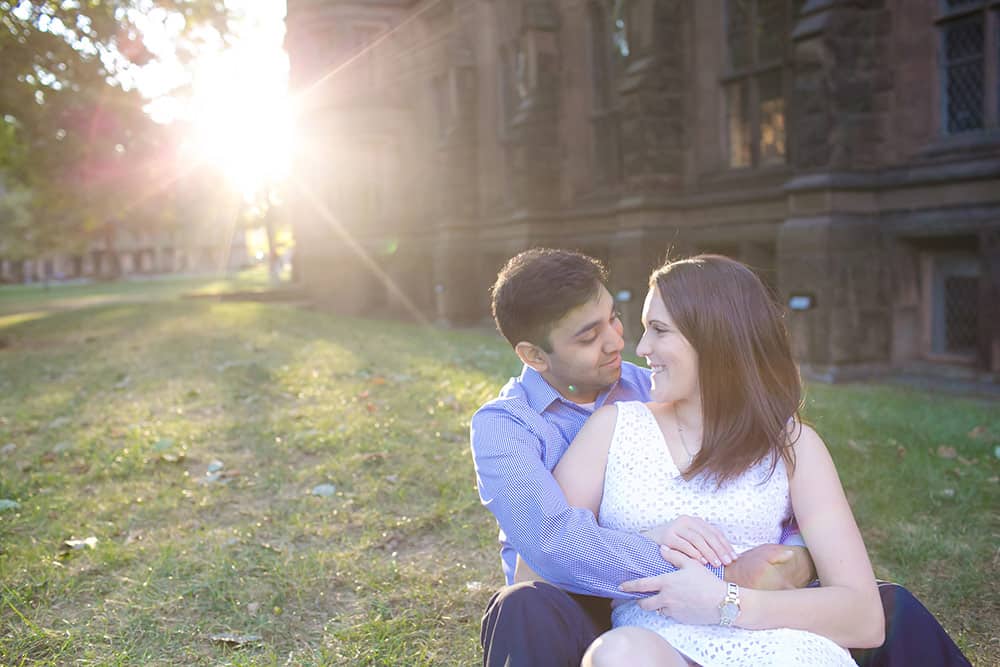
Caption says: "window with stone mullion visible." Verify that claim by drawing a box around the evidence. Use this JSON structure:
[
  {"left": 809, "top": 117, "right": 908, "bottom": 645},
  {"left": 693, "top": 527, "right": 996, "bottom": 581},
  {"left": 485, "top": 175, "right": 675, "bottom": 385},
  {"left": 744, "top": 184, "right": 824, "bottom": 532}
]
[
  {"left": 723, "top": 0, "right": 793, "bottom": 169},
  {"left": 937, "top": 0, "right": 1000, "bottom": 134}
]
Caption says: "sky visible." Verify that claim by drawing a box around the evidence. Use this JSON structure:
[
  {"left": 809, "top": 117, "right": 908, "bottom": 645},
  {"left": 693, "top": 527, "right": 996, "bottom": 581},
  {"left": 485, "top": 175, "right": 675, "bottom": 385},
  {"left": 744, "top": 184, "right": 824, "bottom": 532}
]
[{"left": 139, "top": 0, "right": 289, "bottom": 123}]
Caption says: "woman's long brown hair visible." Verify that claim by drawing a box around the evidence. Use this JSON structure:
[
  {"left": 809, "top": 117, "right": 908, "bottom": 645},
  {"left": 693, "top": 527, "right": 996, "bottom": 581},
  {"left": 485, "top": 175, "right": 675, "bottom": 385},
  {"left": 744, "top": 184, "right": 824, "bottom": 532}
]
[{"left": 651, "top": 254, "right": 802, "bottom": 486}]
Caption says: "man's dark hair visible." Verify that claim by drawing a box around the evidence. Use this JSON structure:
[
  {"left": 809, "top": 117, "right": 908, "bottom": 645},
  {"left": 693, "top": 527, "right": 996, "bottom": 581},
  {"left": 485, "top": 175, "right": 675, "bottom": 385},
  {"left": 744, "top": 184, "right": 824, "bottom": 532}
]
[{"left": 490, "top": 248, "right": 608, "bottom": 351}]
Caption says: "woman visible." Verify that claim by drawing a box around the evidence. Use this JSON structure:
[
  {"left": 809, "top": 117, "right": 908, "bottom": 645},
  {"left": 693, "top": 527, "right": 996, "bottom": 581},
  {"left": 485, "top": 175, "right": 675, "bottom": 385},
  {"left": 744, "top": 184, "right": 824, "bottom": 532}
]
[{"left": 552, "top": 255, "right": 884, "bottom": 666}]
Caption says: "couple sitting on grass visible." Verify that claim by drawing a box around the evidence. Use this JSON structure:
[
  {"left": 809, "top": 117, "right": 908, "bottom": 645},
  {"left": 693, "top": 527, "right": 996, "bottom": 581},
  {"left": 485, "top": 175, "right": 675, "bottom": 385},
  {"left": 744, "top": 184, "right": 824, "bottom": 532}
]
[{"left": 470, "top": 249, "right": 970, "bottom": 666}]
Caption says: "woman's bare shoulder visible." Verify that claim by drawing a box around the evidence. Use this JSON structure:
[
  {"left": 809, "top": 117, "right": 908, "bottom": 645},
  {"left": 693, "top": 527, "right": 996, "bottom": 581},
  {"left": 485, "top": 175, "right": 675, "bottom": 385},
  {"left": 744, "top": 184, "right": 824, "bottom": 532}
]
[{"left": 579, "top": 403, "right": 619, "bottom": 437}]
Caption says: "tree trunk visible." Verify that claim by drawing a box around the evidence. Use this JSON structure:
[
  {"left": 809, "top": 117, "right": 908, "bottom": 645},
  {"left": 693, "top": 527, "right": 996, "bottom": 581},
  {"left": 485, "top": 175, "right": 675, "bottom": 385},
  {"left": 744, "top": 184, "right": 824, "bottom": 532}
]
[
  {"left": 265, "top": 205, "right": 281, "bottom": 285},
  {"left": 104, "top": 222, "right": 121, "bottom": 280}
]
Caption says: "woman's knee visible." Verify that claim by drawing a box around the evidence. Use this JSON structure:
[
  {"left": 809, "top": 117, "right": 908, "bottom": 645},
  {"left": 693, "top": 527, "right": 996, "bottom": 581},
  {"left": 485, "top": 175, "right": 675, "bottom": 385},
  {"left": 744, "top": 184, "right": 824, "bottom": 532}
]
[{"left": 584, "top": 627, "right": 682, "bottom": 667}]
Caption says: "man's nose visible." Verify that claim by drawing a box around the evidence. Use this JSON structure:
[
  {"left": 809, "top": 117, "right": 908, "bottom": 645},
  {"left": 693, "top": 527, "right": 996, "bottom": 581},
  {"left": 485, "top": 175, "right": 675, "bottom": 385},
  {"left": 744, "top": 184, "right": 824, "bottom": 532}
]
[{"left": 603, "top": 328, "right": 624, "bottom": 353}]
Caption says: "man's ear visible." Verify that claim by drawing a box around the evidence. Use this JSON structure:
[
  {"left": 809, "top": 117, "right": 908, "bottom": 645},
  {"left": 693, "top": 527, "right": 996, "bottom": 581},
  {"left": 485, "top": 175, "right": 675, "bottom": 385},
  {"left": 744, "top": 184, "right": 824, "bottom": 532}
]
[{"left": 514, "top": 341, "right": 549, "bottom": 372}]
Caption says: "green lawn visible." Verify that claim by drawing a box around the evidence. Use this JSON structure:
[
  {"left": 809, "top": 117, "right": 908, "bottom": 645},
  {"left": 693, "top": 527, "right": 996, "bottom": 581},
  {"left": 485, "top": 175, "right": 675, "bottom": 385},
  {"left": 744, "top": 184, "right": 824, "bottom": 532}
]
[
  {"left": 0, "top": 266, "right": 283, "bottom": 317},
  {"left": 0, "top": 278, "right": 997, "bottom": 665}
]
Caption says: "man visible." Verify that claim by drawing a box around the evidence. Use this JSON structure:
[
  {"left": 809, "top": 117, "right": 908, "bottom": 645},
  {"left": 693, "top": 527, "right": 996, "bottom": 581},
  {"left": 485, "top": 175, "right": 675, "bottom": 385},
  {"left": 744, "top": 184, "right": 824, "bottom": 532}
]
[{"left": 470, "top": 248, "right": 969, "bottom": 667}]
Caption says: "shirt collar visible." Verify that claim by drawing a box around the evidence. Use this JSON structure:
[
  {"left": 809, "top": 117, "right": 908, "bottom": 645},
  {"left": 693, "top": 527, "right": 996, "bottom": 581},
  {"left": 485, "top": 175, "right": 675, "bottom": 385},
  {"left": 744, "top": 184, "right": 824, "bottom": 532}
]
[{"left": 518, "top": 364, "right": 623, "bottom": 414}]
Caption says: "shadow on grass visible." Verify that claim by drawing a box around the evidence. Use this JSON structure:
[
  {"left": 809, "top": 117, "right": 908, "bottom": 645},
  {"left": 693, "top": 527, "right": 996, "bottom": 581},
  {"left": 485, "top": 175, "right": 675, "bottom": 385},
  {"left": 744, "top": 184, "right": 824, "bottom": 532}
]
[
  {"left": 0, "top": 297, "right": 513, "bottom": 664},
  {"left": 0, "top": 297, "right": 996, "bottom": 664}
]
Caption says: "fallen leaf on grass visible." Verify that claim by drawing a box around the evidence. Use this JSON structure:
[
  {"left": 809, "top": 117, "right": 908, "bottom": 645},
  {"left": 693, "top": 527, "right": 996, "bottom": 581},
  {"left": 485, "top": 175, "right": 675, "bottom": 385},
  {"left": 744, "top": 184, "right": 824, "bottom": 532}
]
[
  {"left": 936, "top": 445, "right": 958, "bottom": 459},
  {"left": 896, "top": 445, "right": 907, "bottom": 460},
  {"left": 0, "top": 499, "right": 20, "bottom": 511},
  {"left": 40, "top": 452, "right": 56, "bottom": 464},
  {"left": 311, "top": 483, "right": 336, "bottom": 497},
  {"left": 968, "top": 425, "right": 992, "bottom": 440},
  {"left": 246, "top": 602, "right": 260, "bottom": 616},
  {"left": 152, "top": 439, "right": 185, "bottom": 463},
  {"left": 209, "top": 633, "right": 261, "bottom": 647},
  {"left": 62, "top": 536, "right": 98, "bottom": 552}
]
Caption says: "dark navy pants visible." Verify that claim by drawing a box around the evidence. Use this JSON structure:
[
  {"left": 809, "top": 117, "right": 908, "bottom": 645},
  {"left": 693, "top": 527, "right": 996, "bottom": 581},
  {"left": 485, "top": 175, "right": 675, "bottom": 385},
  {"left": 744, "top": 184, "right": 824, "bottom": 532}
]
[{"left": 481, "top": 580, "right": 971, "bottom": 667}]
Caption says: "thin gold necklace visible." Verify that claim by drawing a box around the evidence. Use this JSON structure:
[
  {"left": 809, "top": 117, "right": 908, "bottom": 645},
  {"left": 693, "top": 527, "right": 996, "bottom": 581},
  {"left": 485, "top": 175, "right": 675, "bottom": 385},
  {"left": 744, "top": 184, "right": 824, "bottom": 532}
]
[{"left": 673, "top": 404, "right": 698, "bottom": 466}]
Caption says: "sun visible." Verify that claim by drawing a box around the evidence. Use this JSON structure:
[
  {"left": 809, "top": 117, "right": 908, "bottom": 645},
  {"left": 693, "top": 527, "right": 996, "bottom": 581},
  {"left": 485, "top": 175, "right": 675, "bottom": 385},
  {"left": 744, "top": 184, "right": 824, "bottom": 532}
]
[
  {"left": 188, "top": 45, "right": 297, "bottom": 199},
  {"left": 134, "top": 1, "right": 295, "bottom": 200}
]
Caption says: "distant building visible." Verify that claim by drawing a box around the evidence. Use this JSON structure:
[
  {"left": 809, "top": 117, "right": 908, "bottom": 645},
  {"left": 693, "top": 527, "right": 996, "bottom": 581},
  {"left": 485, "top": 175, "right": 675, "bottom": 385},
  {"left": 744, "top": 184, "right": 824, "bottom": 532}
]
[
  {"left": 0, "top": 162, "right": 250, "bottom": 284},
  {"left": 285, "top": 0, "right": 1000, "bottom": 384},
  {"left": 0, "top": 223, "right": 248, "bottom": 284}
]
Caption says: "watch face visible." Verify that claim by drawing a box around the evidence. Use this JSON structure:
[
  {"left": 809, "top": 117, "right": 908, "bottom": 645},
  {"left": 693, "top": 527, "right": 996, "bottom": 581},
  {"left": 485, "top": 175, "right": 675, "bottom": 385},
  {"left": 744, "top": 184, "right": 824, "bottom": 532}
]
[{"left": 720, "top": 602, "right": 739, "bottom": 625}]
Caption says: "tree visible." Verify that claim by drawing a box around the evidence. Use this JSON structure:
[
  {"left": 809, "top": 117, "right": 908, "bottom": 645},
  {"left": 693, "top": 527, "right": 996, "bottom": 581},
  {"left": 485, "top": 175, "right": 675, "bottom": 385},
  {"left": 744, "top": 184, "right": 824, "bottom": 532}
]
[{"left": 0, "top": 0, "right": 229, "bottom": 265}]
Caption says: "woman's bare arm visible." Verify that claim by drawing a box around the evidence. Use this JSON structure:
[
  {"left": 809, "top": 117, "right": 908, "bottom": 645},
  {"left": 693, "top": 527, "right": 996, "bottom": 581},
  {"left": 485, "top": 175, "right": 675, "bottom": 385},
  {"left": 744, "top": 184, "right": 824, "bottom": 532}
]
[
  {"left": 733, "top": 425, "right": 884, "bottom": 647},
  {"left": 552, "top": 404, "right": 619, "bottom": 516},
  {"left": 627, "top": 424, "right": 883, "bottom": 648}
]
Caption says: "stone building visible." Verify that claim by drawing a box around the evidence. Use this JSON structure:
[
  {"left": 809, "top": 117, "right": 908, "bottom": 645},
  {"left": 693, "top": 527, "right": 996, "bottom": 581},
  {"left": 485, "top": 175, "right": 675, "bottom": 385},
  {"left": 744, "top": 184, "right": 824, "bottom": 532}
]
[{"left": 285, "top": 0, "right": 1000, "bottom": 384}]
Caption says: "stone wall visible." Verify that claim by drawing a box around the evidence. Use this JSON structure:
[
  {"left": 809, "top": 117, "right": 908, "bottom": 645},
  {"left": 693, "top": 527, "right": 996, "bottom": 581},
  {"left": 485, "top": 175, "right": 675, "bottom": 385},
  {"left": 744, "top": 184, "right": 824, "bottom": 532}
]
[{"left": 285, "top": 0, "right": 1000, "bottom": 379}]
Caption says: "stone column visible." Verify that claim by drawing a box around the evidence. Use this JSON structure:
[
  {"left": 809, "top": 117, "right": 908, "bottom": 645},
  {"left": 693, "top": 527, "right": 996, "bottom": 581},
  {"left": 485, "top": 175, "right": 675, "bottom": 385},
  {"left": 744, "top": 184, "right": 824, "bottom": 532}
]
[
  {"left": 790, "top": 0, "right": 892, "bottom": 171},
  {"left": 778, "top": 0, "right": 894, "bottom": 379},
  {"left": 981, "top": 228, "right": 1000, "bottom": 373},
  {"left": 505, "top": 0, "right": 561, "bottom": 210},
  {"left": 433, "top": 39, "right": 485, "bottom": 324},
  {"left": 608, "top": 230, "right": 667, "bottom": 345},
  {"left": 778, "top": 213, "right": 889, "bottom": 378},
  {"left": 617, "top": 0, "right": 686, "bottom": 192}
]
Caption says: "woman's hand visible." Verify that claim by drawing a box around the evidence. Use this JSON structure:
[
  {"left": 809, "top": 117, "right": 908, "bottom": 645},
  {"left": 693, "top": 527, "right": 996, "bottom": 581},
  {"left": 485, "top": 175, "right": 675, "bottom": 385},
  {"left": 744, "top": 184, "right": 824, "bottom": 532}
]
[
  {"left": 622, "top": 548, "right": 728, "bottom": 625},
  {"left": 643, "top": 515, "right": 737, "bottom": 568}
]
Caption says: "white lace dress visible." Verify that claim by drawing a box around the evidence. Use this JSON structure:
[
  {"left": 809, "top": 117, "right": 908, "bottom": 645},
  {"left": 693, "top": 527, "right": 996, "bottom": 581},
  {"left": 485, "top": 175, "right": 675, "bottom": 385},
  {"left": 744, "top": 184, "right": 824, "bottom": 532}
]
[{"left": 601, "top": 401, "right": 855, "bottom": 666}]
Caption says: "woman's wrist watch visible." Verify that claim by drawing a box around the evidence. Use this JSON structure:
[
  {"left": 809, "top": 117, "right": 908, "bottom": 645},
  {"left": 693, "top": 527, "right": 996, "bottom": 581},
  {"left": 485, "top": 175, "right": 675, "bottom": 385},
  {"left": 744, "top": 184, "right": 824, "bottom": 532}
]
[{"left": 718, "top": 582, "right": 741, "bottom": 626}]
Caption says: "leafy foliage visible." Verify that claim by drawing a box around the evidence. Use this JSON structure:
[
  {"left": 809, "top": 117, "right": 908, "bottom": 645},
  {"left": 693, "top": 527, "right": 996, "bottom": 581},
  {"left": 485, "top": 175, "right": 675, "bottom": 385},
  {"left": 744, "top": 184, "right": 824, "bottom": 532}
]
[{"left": 0, "top": 0, "right": 228, "bottom": 259}]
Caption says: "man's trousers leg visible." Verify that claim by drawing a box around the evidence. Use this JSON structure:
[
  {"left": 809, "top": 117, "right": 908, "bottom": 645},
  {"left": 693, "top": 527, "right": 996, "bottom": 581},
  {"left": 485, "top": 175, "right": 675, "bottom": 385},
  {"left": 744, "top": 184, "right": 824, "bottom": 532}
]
[
  {"left": 481, "top": 581, "right": 611, "bottom": 667},
  {"left": 851, "top": 582, "right": 971, "bottom": 667}
]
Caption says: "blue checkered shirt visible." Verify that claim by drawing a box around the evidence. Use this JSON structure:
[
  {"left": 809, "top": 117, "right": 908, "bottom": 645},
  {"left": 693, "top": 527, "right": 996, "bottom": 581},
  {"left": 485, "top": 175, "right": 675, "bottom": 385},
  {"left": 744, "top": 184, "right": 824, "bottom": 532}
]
[{"left": 471, "top": 362, "right": 801, "bottom": 598}]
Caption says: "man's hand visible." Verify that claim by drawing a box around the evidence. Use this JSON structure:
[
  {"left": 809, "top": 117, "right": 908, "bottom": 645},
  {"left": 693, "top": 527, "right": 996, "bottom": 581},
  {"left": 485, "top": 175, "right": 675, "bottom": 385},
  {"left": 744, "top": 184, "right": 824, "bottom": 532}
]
[
  {"left": 643, "top": 515, "right": 737, "bottom": 568},
  {"left": 621, "top": 549, "right": 727, "bottom": 625},
  {"left": 723, "top": 544, "right": 816, "bottom": 590}
]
